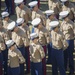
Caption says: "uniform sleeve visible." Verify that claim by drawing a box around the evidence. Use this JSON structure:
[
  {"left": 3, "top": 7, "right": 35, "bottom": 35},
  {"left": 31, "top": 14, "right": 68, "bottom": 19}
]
[
  {"left": 44, "top": 31, "right": 50, "bottom": 44},
  {"left": 60, "top": 35, "right": 68, "bottom": 50},
  {"left": 29, "top": 45, "right": 35, "bottom": 58},
  {"left": 17, "top": 50, "right": 25, "bottom": 64},
  {"left": 3, "top": 32, "right": 10, "bottom": 42},
  {"left": 24, "top": 5, "right": 32, "bottom": 21},
  {"left": 68, "top": 22, "right": 74, "bottom": 37},
  {"left": 24, "top": 12, "right": 29, "bottom": 24},
  {"left": 40, "top": 15, "right": 46, "bottom": 26},
  {"left": 60, "top": 22, "right": 63, "bottom": 32},
  {"left": 17, "top": 37, "right": 23, "bottom": 46},
  {"left": 39, "top": 46, "right": 45, "bottom": 59},
  {"left": 27, "top": 30, "right": 30, "bottom": 39},
  {"left": 46, "top": 19, "right": 49, "bottom": 30},
  {"left": 0, "top": 43, "right": 6, "bottom": 51},
  {"left": 32, "top": 11, "right": 36, "bottom": 20},
  {"left": 12, "top": 33, "right": 17, "bottom": 45},
  {"left": 48, "top": 0, "right": 52, "bottom": 9},
  {"left": 56, "top": 2, "right": 62, "bottom": 12},
  {"left": 16, "top": 7, "right": 20, "bottom": 19},
  {"left": 0, "top": 37, "right": 6, "bottom": 50},
  {"left": 71, "top": 3, "right": 75, "bottom": 13},
  {"left": 27, "top": 10, "right": 32, "bottom": 21}
]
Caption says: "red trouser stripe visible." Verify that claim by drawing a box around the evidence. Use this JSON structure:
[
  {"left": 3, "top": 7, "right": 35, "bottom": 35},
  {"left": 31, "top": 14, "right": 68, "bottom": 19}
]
[
  {"left": 0, "top": 62, "right": 2, "bottom": 75},
  {"left": 26, "top": 46, "right": 30, "bottom": 71},
  {"left": 42, "top": 45, "right": 46, "bottom": 75}
]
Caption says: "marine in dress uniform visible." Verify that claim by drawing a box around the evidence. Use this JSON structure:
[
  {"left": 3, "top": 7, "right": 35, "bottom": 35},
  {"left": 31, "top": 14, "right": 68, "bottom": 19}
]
[
  {"left": 50, "top": 21, "right": 68, "bottom": 75},
  {"left": 59, "top": 11, "right": 75, "bottom": 75},
  {"left": 16, "top": 18, "right": 30, "bottom": 74},
  {"left": 0, "top": 35, "right": 6, "bottom": 75},
  {"left": 1, "top": 11, "right": 12, "bottom": 39},
  {"left": 61, "top": 0, "right": 75, "bottom": 22},
  {"left": 7, "top": 21, "right": 26, "bottom": 75},
  {"left": 0, "top": 20, "right": 10, "bottom": 75},
  {"left": 14, "top": 0, "right": 32, "bottom": 25},
  {"left": 6, "top": 40, "right": 25, "bottom": 75},
  {"left": 31, "top": 18, "right": 50, "bottom": 75},
  {"left": 1, "top": 12, "right": 12, "bottom": 29},
  {"left": 28, "top": 1, "right": 46, "bottom": 26},
  {"left": 30, "top": 32, "right": 45, "bottom": 75},
  {"left": 45, "top": 10, "right": 58, "bottom": 64},
  {"left": 48, "top": 0, "right": 61, "bottom": 19}
]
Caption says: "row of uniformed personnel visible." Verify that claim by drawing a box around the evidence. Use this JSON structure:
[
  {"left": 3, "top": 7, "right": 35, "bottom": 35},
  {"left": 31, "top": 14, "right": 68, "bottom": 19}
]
[{"left": 0, "top": 0, "right": 75, "bottom": 75}]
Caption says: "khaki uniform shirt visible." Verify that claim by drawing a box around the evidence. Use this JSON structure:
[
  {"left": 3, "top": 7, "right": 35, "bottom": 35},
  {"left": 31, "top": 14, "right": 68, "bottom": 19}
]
[
  {"left": 16, "top": 6, "right": 31, "bottom": 24},
  {"left": 48, "top": 0, "right": 61, "bottom": 15},
  {"left": 8, "top": 46, "right": 25, "bottom": 68},
  {"left": 32, "top": 10, "right": 46, "bottom": 26},
  {"left": 62, "top": 3, "right": 75, "bottom": 20},
  {"left": 29, "top": 42, "right": 45, "bottom": 63},
  {"left": 34, "top": 26, "right": 50, "bottom": 46},
  {"left": 46, "top": 18, "right": 58, "bottom": 32},
  {"left": 12, "top": 28, "right": 29, "bottom": 47},
  {"left": 51, "top": 30, "right": 68, "bottom": 50},
  {"left": 0, "top": 28, "right": 10, "bottom": 42},
  {"left": 23, "top": 5, "right": 32, "bottom": 21},
  {"left": 19, "top": 25, "right": 30, "bottom": 47},
  {"left": 0, "top": 36, "right": 6, "bottom": 52},
  {"left": 60, "top": 20, "right": 74, "bottom": 40},
  {"left": 2, "top": 19, "right": 12, "bottom": 29},
  {"left": 2, "top": 19, "right": 12, "bottom": 38}
]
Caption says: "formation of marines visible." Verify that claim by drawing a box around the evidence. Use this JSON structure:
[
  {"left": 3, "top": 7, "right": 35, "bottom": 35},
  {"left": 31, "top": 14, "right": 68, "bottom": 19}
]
[{"left": 0, "top": 0, "right": 75, "bottom": 75}]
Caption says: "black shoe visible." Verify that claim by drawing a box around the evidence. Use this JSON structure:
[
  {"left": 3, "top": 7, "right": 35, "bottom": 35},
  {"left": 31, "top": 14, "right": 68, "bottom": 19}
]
[
  {"left": 4, "top": 72, "right": 7, "bottom": 75},
  {"left": 68, "top": 73, "right": 74, "bottom": 75},
  {"left": 25, "top": 71, "right": 30, "bottom": 74}
]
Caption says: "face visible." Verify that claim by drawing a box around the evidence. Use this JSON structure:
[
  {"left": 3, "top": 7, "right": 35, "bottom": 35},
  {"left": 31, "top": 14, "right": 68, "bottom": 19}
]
[
  {"left": 54, "top": 26, "right": 59, "bottom": 32},
  {"left": 14, "top": 27, "right": 19, "bottom": 32},
  {"left": 49, "top": 14, "right": 55, "bottom": 20},
  {"left": 37, "top": 22, "right": 42, "bottom": 29},
  {"left": 33, "top": 38, "right": 38, "bottom": 44},
  {"left": 9, "top": 45, "right": 15, "bottom": 50},
  {"left": 64, "top": 17, "right": 69, "bottom": 22},
  {"left": 4, "top": 16, "right": 9, "bottom": 21},
  {"left": 20, "top": 2, "right": 24, "bottom": 9},
  {"left": 64, "top": 1, "right": 69, "bottom": 6},
  {"left": 33, "top": 5, "right": 38, "bottom": 12}
]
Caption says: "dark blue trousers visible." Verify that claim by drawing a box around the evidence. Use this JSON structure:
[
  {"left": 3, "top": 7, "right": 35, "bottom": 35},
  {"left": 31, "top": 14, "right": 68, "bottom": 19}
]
[
  {"left": 25, "top": 46, "right": 30, "bottom": 72},
  {"left": 47, "top": 43, "right": 52, "bottom": 64},
  {"left": 64, "top": 39, "right": 74, "bottom": 74},
  {"left": 2, "top": 49, "right": 8, "bottom": 75},
  {"left": 8, "top": 67, "right": 20, "bottom": 75},
  {"left": 31, "top": 62, "right": 43, "bottom": 75},
  {"left": 18, "top": 46, "right": 25, "bottom": 75},
  {"left": 20, "top": 64, "right": 24, "bottom": 75},
  {"left": 42, "top": 46, "right": 46, "bottom": 75},
  {"left": 51, "top": 48, "right": 66, "bottom": 75},
  {"left": 5, "top": 0, "right": 14, "bottom": 14},
  {"left": 18, "top": 46, "right": 25, "bottom": 57},
  {"left": 0, "top": 52, "right": 3, "bottom": 75}
]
